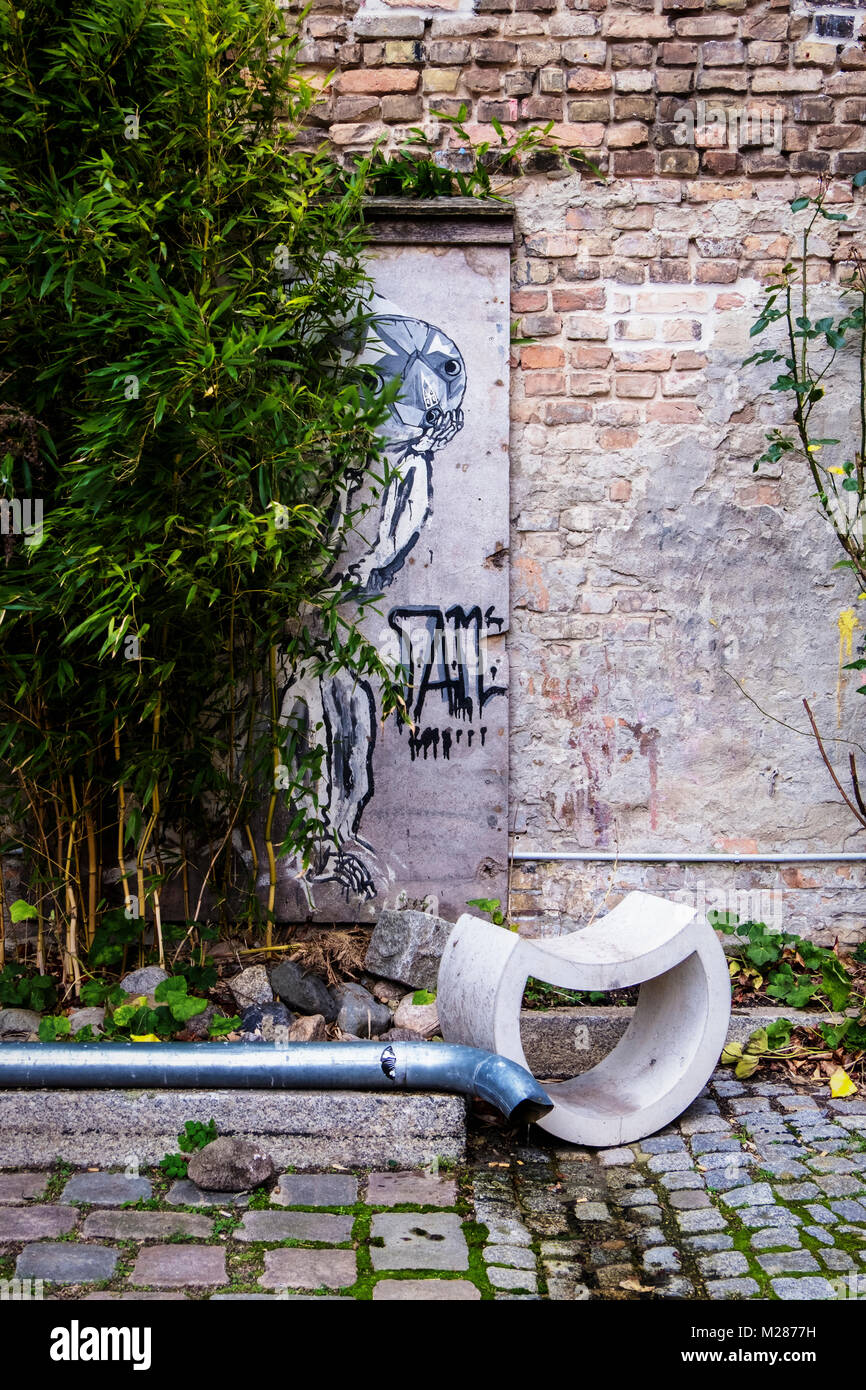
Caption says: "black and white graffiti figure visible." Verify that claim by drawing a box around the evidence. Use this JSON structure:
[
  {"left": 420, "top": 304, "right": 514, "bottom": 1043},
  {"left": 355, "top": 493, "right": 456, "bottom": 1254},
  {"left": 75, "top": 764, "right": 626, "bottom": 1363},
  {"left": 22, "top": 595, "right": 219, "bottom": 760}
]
[{"left": 278, "top": 298, "right": 467, "bottom": 905}]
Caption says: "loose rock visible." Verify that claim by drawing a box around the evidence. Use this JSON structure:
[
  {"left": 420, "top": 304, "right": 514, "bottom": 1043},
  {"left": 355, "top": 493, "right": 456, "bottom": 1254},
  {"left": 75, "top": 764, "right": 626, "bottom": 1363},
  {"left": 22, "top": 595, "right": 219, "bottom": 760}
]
[
  {"left": 393, "top": 995, "right": 440, "bottom": 1038},
  {"left": 379, "top": 1027, "right": 426, "bottom": 1042},
  {"left": 371, "top": 978, "right": 404, "bottom": 1004},
  {"left": 228, "top": 965, "right": 273, "bottom": 1011},
  {"left": 365, "top": 908, "right": 455, "bottom": 991},
  {"left": 287, "top": 1014, "right": 327, "bottom": 1042},
  {"left": 333, "top": 982, "right": 391, "bottom": 1038},
  {"left": 270, "top": 960, "right": 337, "bottom": 1022},
  {"left": 0, "top": 1008, "right": 41, "bottom": 1039},
  {"left": 187, "top": 1137, "right": 276, "bottom": 1193},
  {"left": 119, "top": 966, "right": 168, "bottom": 996},
  {"left": 68, "top": 1007, "right": 105, "bottom": 1035}
]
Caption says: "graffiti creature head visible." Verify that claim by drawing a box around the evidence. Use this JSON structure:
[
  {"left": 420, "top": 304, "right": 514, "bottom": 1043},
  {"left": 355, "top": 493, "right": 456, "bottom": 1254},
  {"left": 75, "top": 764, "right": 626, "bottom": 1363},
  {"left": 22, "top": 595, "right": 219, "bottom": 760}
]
[{"left": 362, "top": 315, "right": 466, "bottom": 456}]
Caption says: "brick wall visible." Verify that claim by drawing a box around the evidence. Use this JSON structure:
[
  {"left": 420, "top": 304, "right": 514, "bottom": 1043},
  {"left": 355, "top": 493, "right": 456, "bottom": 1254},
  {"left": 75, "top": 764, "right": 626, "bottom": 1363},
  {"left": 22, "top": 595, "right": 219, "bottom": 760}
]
[{"left": 298, "top": 0, "right": 866, "bottom": 943}]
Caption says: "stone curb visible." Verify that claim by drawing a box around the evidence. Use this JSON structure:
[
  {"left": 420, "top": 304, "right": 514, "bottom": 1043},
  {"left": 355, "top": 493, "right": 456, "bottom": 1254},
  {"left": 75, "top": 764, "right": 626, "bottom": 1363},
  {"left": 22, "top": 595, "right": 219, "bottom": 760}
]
[{"left": 521, "top": 1006, "right": 842, "bottom": 1079}]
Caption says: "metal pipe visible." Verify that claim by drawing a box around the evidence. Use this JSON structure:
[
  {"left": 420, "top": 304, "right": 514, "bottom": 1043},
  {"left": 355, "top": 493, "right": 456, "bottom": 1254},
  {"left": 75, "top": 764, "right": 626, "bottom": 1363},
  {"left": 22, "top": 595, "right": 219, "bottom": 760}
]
[
  {"left": 0, "top": 1040, "right": 553, "bottom": 1127},
  {"left": 510, "top": 850, "right": 866, "bottom": 864}
]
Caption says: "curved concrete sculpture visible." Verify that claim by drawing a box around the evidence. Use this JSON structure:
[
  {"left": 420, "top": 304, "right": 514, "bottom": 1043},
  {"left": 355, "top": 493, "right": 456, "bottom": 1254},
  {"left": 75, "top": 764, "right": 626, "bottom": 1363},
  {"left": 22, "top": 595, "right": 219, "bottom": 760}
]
[{"left": 437, "top": 890, "right": 731, "bottom": 1147}]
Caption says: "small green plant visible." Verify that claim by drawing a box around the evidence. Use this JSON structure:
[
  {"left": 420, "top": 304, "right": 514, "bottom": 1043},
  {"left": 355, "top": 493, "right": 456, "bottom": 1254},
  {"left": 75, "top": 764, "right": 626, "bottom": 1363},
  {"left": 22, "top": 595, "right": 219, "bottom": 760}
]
[
  {"left": 209, "top": 1014, "right": 242, "bottom": 1038},
  {"left": 0, "top": 962, "right": 57, "bottom": 1012},
  {"left": 412, "top": 989, "right": 436, "bottom": 1006},
  {"left": 712, "top": 911, "right": 852, "bottom": 1011},
  {"left": 37, "top": 1014, "right": 71, "bottom": 1041},
  {"left": 159, "top": 1117, "right": 217, "bottom": 1176},
  {"left": 466, "top": 897, "right": 508, "bottom": 927}
]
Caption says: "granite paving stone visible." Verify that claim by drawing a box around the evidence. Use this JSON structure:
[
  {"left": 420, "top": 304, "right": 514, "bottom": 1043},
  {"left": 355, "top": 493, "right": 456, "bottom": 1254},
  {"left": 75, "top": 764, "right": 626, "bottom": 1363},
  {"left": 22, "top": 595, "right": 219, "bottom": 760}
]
[
  {"left": 486, "top": 1265, "right": 538, "bottom": 1292},
  {"left": 647, "top": 1152, "right": 692, "bottom": 1174},
  {"left": 131, "top": 1244, "right": 227, "bottom": 1288},
  {"left": 722, "top": 1182, "right": 776, "bottom": 1208},
  {"left": 771, "top": 1276, "right": 837, "bottom": 1299},
  {"left": 706, "top": 1278, "right": 760, "bottom": 1299},
  {"left": 373, "top": 1279, "right": 481, "bottom": 1300},
  {"left": 757, "top": 1251, "right": 821, "bottom": 1275},
  {"left": 668, "top": 1189, "right": 711, "bottom": 1209},
  {"left": 821, "top": 1249, "right": 856, "bottom": 1270},
  {"left": 675, "top": 1208, "right": 728, "bottom": 1233},
  {"left": 684, "top": 1234, "right": 734, "bottom": 1253},
  {"left": 366, "top": 1171, "right": 457, "bottom": 1206},
  {"left": 699, "top": 1251, "right": 750, "bottom": 1278},
  {"left": 62, "top": 1172, "right": 152, "bottom": 1206},
  {"left": 16, "top": 1243, "right": 117, "bottom": 1283},
  {"left": 166, "top": 1180, "right": 250, "bottom": 1208},
  {"left": 82, "top": 1210, "right": 212, "bottom": 1240},
  {"left": 0, "top": 1173, "right": 49, "bottom": 1203},
  {"left": 642, "top": 1246, "right": 681, "bottom": 1272},
  {"left": 272, "top": 1173, "right": 359, "bottom": 1207},
  {"left": 0, "top": 1206, "right": 79, "bottom": 1239},
  {"left": 236, "top": 1210, "right": 354, "bottom": 1244},
  {"left": 484, "top": 1243, "right": 537, "bottom": 1269},
  {"left": 261, "top": 1247, "right": 357, "bottom": 1289},
  {"left": 750, "top": 1226, "right": 803, "bottom": 1250},
  {"left": 370, "top": 1212, "right": 469, "bottom": 1271},
  {"left": 597, "top": 1147, "right": 635, "bottom": 1167},
  {"left": 572, "top": 1202, "right": 610, "bottom": 1221}
]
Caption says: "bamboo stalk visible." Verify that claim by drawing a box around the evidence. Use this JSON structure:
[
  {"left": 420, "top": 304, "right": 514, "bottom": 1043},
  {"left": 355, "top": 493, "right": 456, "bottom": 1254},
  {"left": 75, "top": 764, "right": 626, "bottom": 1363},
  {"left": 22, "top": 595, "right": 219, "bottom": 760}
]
[
  {"left": 84, "top": 797, "right": 97, "bottom": 950},
  {"left": 113, "top": 718, "right": 132, "bottom": 912},
  {"left": 65, "top": 776, "right": 81, "bottom": 995},
  {"left": 264, "top": 644, "right": 279, "bottom": 950}
]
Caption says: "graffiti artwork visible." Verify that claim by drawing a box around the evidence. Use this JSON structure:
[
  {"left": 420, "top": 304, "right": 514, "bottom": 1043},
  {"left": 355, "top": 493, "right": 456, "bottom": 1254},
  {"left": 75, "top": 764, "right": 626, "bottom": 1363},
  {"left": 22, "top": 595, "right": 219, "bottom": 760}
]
[{"left": 270, "top": 243, "right": 511, "bottom": 922}]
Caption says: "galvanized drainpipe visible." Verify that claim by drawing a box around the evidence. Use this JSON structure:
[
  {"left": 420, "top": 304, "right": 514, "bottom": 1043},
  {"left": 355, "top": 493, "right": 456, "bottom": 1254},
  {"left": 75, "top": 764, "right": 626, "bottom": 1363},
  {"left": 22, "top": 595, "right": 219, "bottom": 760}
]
[
  {"left": 510, "top": 851, "right": 866, "bottom": 864},
  {"left": 0, "top": 1040, "right": 553, "bottom": 1127}
]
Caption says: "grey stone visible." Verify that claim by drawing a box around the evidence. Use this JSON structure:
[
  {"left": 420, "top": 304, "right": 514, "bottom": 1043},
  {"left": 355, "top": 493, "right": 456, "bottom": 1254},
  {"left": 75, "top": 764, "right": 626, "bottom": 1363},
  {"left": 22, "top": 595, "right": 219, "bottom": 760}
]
[
  {"left": 332, "top": 982, "right": 392, "bottom": 1038},
  {"left": 17, "top": 1243, "right": 117, "bottom": 1282},
  {"left": 660, "top": 1171, "right": 704, "bottom": 1190},
  {"left": 287, "top": 1014, "right": 328, "bottom": 1042},
  {"left": 669, "top": 1189, "right": 711, "bottom": 1209},
  {"left": 0, "top": 1008, "right": 40, "bottom": 1038},
  {"left": 822, "top": 1249, "right": 857, "bottom": 1271},
  {"left": 132, "top": 1244, "right": 227, "bottom": 1288},
  {"left": 485, "top": 1243, "right": 536, "bottom": 1269},
  {"left": 684, "top": 1234, "right": 733, "bottom": 1253},
  {"left": 641, "top": 1136, "right": 687, "bottom": 1154},
  {"left": 261, "top": 1247, "right": 356, "bottom": 1290},
  {"left": 657, "top": 1277, "right": 696, "bottom": 1298},
  {"left": 367, "top": 1171, "right": 457, "bottom": 1207},
  {"left": 757, "top": 1158, "right": 809, "bottom": 1179},
  {"left": 0, "top": 1089, "right": 467, "bottom": 1169},
  {"left": 370, "top": 1212, "right": 469, "bottom": 1270},
  {"left": 723, "top": 1182, "right": 775, "bottom": 1208},
  {"left": 0, "top": 1205, "right": 78, "bottom": 1239},
  {"left": 738, "top": 1207, "right": 802, "bottom": 1229},
  {"left": 0, "top": 1172, "right": 48, "bottom": 1203},
  {"left": 691, "top": 1135, "right": 743, "bottom": 1155},
  {"left": 647, "top": 1152, "right": 692, "bottom": 1174},
  {"left": 618, "top": 1189, "right": 659, "bottom": 1207},
  {"left": 773, "top": 1181, "right": 821, "bottom": 1202},
  {"left": 166, "top": 1180, "right": 250, "bottom": 1208},
  {"left": 699, "top": 1251, "right": 750, "bottom": 1278},
  {"left": 270, "top": 960, "right": 337, "bottom": 1021},
  {"left": 365, "top": 908, "right": 455, "bottom": 991},
  {"left": 572, "top": 1202, "right": 610, "bottom": 1221},
  {"left": 758, "top": 1251, "right": 820, "bottom": 1275},
  {"left": 68, "top": 1007, "right": 105, "bottom": 1035},
  {"left": 675, "top": 1209, "right": 728, "bottom": 1232},
  {"left": 643, "top": 1246, "right": 680, "bottom": 1272},
  {"left": 393, "top": 995, "right": 440, "bottom": 1038},
  {"left": 273, "top": 1173, "right": 358, "bottom": 1207},
  {"left": 479, "top": 1215, "right": 532, "bottom": 1246},
  {"left": 373, "top": 1278, "right": 480, "bottom": 1300},
  {"left": 187, "top": 1137, "right": 276, "bottom": 1192},
  {"left": 62, "top": 1172, "right": 152, "bottom": 1206},
  {"left": 816, "top": 1175, "right": 865, "bottom": 1197},
  {"left": 119, "top": 966, "right": 168, "bottom": 996},
  {"left": 228, "top": 965, "right": 273, "bottom": 1010},
  {"left": 679, "top": 1116, "right": 731, "bottom": 1136},
  {"left": 805, "top": 1224, "right": 835, "bottom": 1245},
  {"left": 237, "top": 1210, "right": 354, "bottom": 1243},
  {"left": 598, "top": 1147, "right": 634, "bottom": 1167},
  {"left": 706, "top": 1278, "right": 760, "bottom": 1299},
  {"left": 829, "top": 1199, "right": 866, "bottom": 1222},
  {"left": 82, "top": 1210, "right": 212, "bottom": 1239},
  {"left": 808, "top": 1155, "right": 857, "bottom": 1174},
  {"left": 487, "top": 1265, "right": 538, "bottom": 1291},
  {"left": 804, "top": 1203, "right": 837, "bottom": 1226},
  {"left": 771, "top": 1276, "right": 838, "bottom": 1300},
  {"left": 750, "top": 1226, "right": 802, "bottom": 1250}
]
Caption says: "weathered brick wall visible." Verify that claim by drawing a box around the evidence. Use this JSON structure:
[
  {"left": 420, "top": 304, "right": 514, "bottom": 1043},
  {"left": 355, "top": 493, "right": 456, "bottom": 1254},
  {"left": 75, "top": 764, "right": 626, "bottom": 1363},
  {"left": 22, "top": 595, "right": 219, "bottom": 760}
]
[{"left": 296, "top": 0, "right": 866, "bottom": 944}]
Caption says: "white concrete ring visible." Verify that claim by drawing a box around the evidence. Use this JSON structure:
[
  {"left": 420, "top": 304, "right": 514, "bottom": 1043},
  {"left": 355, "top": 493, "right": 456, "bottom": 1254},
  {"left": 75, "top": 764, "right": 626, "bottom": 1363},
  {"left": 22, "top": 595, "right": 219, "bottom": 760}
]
[{"left": 437, "top": 891, "right": 731, "bottom": 1147}]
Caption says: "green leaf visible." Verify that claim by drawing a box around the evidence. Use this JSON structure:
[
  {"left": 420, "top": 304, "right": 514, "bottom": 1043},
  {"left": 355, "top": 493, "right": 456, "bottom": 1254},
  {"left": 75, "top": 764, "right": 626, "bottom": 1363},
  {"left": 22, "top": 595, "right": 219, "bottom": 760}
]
[
  {"left": 821, "top": 956, "right": 853, "bottom": 1012},
  {"left": 412, "top": 989, "right": 436, "bottom": 1006},
  {"left": 790, "top": 197, "right": 811, "bottom": 211},
  {"left": 9, "top": 899, "right": 38, "bottom": 922}
]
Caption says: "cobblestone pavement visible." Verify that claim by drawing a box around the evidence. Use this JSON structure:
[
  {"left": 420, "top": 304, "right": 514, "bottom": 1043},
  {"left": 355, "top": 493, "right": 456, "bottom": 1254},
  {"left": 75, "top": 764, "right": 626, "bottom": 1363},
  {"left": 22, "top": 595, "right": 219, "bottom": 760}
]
[{"left": 2, "top": 1067, "right": 866, "bottom": 1300}]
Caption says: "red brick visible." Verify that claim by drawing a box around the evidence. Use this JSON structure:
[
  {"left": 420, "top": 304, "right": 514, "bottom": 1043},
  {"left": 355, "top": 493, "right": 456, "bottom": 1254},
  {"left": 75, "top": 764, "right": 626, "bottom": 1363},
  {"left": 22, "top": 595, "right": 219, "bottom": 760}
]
[
  {"left": 570, "top": 372, "right": 611, "bottom": 396},
  {"left": 553, "top": 288, "right": 606, "bottom": 311},
  {"left": 609, "top": 476, "right": 634, "bottom": 496},
  {"left": 603, "top": 15, "right": 672, "bottom": 39},
  {"left": 474, "top": 40, "right": 518, "bottom": 63},
  {"left": 647, "top": 401, "right": 701, "bottom": 422},
  {"left": 523, "top": 370, "right": 566, "bottom": 396},
  {"left": 544, "top": 402, "right": 593, "bottom": 425},
  {"left": 613, "top": 150, "right": 656, "bottom": 176},
  {"left": 741, "top": 15, "right": 788, "bottom": 41},
  {"left": 660, "top": 41, "right": 698, "bottom": 64},
  {"left": 521, "top": 345, "right": 565, "bottom": 368},
  {"left": 659, "top": 149, "right": 699, "bottom": 175},
  {"left": 615, "top": 373, "right": 657, "bottom": 398},
  {"left": 650, "top": 259, "right": 690, "bottom": 282},
  {"left": 615, "top": 349, "right": 673, "bottom": 371},
  {"left": 701, "top": 151, "right": 740, "bottom": 175},
  {"left": 571, "top": 346, "right": 612, "bottom": 368},
  {"left": 565, "top": 69, "right": 613, "bottom": 92},
  {"left": 608, "top": 121, "right": 649, "bottom": 147},
  {"left": 512, "top": 291, "right": 548, "bottom": 313},
  {"left": 337, "top": 68, "right": 419, "bottom": 94}
]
